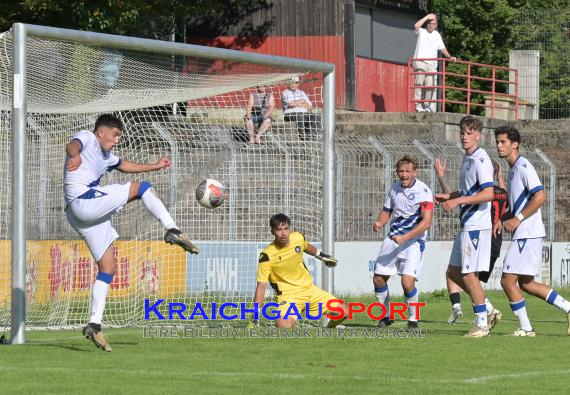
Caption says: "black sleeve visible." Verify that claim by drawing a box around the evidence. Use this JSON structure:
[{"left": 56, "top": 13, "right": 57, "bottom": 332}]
[{"left": 258, "top": 252, "right": 270, "bottom": 263}]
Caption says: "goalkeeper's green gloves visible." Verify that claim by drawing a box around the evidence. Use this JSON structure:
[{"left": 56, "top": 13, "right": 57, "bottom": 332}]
[
  {"left": 315, "top": 250, "right": 338, "bottom": 267},
  {"left": 246, "top": 319, "right": 259, "bottom": 329}
]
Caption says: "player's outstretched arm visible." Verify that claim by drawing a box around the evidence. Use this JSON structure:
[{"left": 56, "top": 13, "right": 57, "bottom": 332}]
[
  {"left": 117, "top": 157, "right": 171, "bottom": 173},
  {"left": 306, "top": 243, "right": 338, "bottom": 267},
  {"left": 247, "top": 282, "right": 267, "bottom": 328}
]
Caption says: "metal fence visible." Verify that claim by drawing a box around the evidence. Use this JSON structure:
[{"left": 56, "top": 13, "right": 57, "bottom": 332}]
[
  {"left": 335, "top": 131, "right": 556, "bottom": 242},
  {"left": 513, "top": 9, "right": 570, "bottom": 119}
]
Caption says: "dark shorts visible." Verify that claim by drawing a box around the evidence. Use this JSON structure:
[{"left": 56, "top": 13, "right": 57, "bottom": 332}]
[
  {"left": 246, "top": 113, "right": 270, "bottom": 126},
  {"left": 478, "top": 256, "right": 499, "bottom": 283}
]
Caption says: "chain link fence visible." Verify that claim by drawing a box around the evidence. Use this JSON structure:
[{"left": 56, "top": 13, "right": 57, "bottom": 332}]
[{"left": 335, "top": 131, "right": 556, "bottom": 242}]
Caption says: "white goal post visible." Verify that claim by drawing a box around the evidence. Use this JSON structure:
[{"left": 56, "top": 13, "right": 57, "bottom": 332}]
[{"left": 3, "top": 23, "right": 335, "bottom": 344}]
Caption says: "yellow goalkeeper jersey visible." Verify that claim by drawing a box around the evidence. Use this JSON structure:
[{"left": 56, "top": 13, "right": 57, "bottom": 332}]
[{"left": 256, "top": 231, "right": 313, "bottom": 294}]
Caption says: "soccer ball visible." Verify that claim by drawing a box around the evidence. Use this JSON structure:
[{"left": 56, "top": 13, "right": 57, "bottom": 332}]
[{"left": 195, "top": 179, "right": 225, "bottom": 209}]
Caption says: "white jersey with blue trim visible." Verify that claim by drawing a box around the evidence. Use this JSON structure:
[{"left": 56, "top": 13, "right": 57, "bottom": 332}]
[
  {"left": 458, "top": 147, "right": 494, "bottom": 231},
  {"left": 508, "top": 155, "right": 546, "bottom": 239},
  {"left": 63, "top": 130, "right": 122, "bottom": 204},
  {"left": 383, "top": 178, "right": 433, "bottom": 241}
]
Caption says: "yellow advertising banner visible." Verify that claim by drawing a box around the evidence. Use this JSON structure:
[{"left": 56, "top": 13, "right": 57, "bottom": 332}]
[{"left": 0, "top": 240, "right": 186, "bottom": 305}]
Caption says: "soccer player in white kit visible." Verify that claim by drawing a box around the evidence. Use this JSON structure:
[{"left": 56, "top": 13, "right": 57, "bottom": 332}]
[
  {"left": 64, "top": 114, "right": 199, "bottom": 351},
  {"left": 372, "top": 156, "right": 434, "bottom": 329},
  {"left": 495, "top": 126, "right": 570, "bottom": 336},
  {"left": 435, "top": 116, "right": 495, "bottom": 337}
]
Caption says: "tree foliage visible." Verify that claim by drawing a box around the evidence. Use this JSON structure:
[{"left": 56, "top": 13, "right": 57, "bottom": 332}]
[
  {"left": 0, "top": 0, "right": 272, "bottom": 42},
  {"left": 433, "top": 0, "right": 570, "bottom": 117}
]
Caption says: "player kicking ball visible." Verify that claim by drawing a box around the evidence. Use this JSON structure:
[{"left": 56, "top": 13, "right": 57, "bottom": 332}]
[
  {"left": 372, "top": 155, "right": 434, "bottom": 329},
  {"left": 248, "top": 213, "right": 349, "bottom": 329},
  {"left": 495, "top": 126, "right": 570, "bottom": 336},
  {"left": 64, "top": 114, "right": 199, "bottom": 352}
]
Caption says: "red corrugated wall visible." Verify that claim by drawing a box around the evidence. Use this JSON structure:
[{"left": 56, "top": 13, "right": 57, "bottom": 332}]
[
  {"left": 188, "top": 36, "right": 345, "bottom": 108},
  {"left": 355, "top": 57, "right": 409, "bottom": 112}
]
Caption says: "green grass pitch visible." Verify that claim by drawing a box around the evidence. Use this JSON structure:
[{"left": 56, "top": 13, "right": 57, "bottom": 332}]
[{"left": 2, "top": 289, "right": 569, "bottom": 394}]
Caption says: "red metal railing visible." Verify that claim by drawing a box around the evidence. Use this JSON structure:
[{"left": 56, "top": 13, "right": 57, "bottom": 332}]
[{"left": 407, "top": 58, "right": 519, "bottom": 119}]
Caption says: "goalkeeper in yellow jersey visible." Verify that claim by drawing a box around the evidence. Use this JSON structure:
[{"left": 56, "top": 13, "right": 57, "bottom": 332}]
[{"left": 248, "top": 213, "right": 348, "bottom": 328}]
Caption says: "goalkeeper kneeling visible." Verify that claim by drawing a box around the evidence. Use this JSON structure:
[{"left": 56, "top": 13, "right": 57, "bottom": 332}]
[{"left": 248, "top": 213, "right": 349, "bottom": 329}]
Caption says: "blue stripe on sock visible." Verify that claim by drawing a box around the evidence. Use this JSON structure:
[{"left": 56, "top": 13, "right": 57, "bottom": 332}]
[
  {"left": 375, "top": 286, "right": 388, "bottom": 293},
  {"left": 510, "top": 299, "right": 526, "bottom": 311},
  {"left": 473, "top": 304, "right": 486, "bottom": 313},
  {"left": 547, "top": 290, "right": 558, "bottom": 304},
  {"left": 405, "top": 288, "right": 417, "bottom": 298},
  {"left": 96, "top": 272, "right": 114, "bottom": 284},
  {"left": 137, "top": 180, "right": 153, "bottom": 199}
]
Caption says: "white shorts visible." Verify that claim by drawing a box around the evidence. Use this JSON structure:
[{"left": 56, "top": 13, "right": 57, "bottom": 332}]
[
  {"left": 374, "top": 237, "right": 425, "bottom": 278},
  {"left": 449, "top": 229, "right": 491, "bottom": 274},
  {"left": 503, "top": 238, "right": 544, "bottom": 276},
  {"left": 65, "top": 182, "right": 131, "bottom": 262}
]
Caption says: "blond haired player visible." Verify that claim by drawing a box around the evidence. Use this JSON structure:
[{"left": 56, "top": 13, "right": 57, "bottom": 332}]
[{"left": 248, "top": 213, "right": 348, "bottom": 328}]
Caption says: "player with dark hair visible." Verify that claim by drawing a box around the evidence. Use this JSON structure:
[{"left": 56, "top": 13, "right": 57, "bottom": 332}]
[
  {"left": 495, "top": 125, "right": 570, "bottom": 336},
  {"left": 248, "top": 213, "right": 348, "bottom": 329},
  {"left": 64, "top": 113, "right": 198, "bottom": 351}
]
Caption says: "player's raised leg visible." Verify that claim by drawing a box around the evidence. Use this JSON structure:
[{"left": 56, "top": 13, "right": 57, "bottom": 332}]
[{"left": 128, "top": 181, "right": 199, "bottom": 254}]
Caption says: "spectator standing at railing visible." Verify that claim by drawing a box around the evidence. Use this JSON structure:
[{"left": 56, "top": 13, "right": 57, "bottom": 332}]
[{"left": 413, "top": 13, "right": 456, "bottom": 112}]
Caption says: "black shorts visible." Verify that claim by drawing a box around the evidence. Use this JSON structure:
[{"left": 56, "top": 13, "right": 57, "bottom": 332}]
[{"left": 478, "top": 256, "right": 499, "bottom": 283}]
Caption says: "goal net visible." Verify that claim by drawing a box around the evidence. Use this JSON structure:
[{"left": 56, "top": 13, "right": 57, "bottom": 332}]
[{"left": 0, "top": 27, "right": 331, "bottom": 329}]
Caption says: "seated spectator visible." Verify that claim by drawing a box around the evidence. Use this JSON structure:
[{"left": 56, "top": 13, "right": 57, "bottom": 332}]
[
  {"left": 244, "top": 85, "right": 275, "bottom": 144},
  {"left": 282, "top": 77, "right": 321, "bottom": 140}
]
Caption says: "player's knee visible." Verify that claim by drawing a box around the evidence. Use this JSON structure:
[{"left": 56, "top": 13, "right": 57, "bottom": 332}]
[
  {"left": 96, "top": 271, "right": 115, "bottom": 284},
  {"left": 276, "top": 318, "right": 296, "bottom": 329},
  {"left": 500, "top": 276, "right": 513, "bottom": 290},
  {"left": 137, "top": 180, "right": 153, "bottom": 199}
]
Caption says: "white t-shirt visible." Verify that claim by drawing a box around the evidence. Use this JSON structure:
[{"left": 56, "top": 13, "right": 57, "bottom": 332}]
[
  {"left": 458, "top": 147, "right": 494, "bottom": 231},
  {"left": 413, "top": 28, "right": 445, "bottom": 68},
  {"left": 383, "top": 178, "right": 434, "bottom": 241},
  {"left": 63, "top": 130, "right": 122, "bottom": 204},
  {"left": 508, "top": 155, "right": 546, "bottom": 239},
  {"left": 282, "top": 89, "right": 311, "bottom": 114}
]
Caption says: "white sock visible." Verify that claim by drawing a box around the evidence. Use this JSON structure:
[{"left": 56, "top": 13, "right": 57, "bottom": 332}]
[
  {"left": 511, "top": 299, "right": 532, "bottom": 331},
  {"left": 473, "top": 304, "right": 487, "bottom": 329},
  {"left": 141, "top": 188, "right": 177, "bottom": 230},
  {"left": 546, "top": 289, "right": 570, "bottom": 313},
  {"left": 452, "top": 303, "right": 462, "bottom": 312},
  {"left": 405, "top": 288, "right": 419, "bottom": 322},
  {"left": 375, "top": 285, "right": 390, "bottom": 319},
  {"left": 90, "top": 279, "right": 110, "bottom": 325},
  {"left": 485, "top": 297, "right": 494, "bottom": 314}
]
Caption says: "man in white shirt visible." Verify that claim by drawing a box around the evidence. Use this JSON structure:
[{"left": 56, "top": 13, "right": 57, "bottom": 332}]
[
  {"left": 64, "top": 114, "right": 199, "bottom": 351},
  {"left": 281, "top": 77, "right": 321, "bottom": 140},
  {"left": 495, "top": 125, "right": 570, "bottom": 337},
  {"left": 413, "top": 13, "right": 456, "bottom": 112}
]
